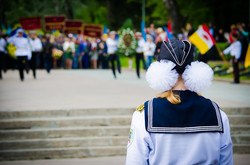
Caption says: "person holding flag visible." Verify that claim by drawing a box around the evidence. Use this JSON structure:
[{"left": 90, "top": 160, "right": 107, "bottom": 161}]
[{"left": 220, "top": 33, "right": 242, "bottom": 84}]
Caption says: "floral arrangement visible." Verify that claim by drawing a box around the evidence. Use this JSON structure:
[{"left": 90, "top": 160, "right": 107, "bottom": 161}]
[
  {"left": 117, "top": 28, "right": 137, "bottom": 57},
  {"left": 52, "top": 48, "right": 63, "bottom": 59},
  {"left": 7, "top": 43, "right": 17, "bottom": 59}
]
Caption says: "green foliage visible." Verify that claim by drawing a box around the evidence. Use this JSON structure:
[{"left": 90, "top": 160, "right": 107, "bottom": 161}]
[
  {"left": 121, "top": 19, "right": 134, "bottom": 30},
  {"left": 0, "top": 0, "right": 248, "bottom": 32}
]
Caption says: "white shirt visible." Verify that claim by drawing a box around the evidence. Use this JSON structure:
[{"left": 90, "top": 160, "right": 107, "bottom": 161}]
[
  {"left": 126, "top": 109, "right": 233, "bottom": 165},
  {"left": 106, "top": 38, "right": 117, "bottom": 54},
  {"left": 63, "top": 41, "right": 75, "bottom": 53},
  {"left": 223, "top": 41, "right": 242, "bottom": 59},
  {"left": 29, "top": 38, "right": 42, "bottom": 52},
  {"left": 0, "top": 38, "right": 6, "bottom": 53},
  {"left": 136, "top": 38, "right": 145, "bottom": 53},
  {"left": 143, "top": 42, "right": 156, "bottom": 56},
  {"left": 8, "top": 36, "right": 32, "bottom": 60}
]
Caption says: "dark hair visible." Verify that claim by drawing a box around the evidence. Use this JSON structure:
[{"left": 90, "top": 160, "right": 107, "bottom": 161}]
[{"left": 232, "top": 33, "right": 238, "bottom": 39}]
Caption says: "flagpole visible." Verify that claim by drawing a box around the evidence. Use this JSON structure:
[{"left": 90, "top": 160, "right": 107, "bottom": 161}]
[{"left": 214, "top": 43, "right": 230, "bottom": 68}]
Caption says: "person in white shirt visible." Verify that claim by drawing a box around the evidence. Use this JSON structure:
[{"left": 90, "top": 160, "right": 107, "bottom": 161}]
[
  {"left": 63, "top": 34, "right": 75, "bottom": 69},
  {"left": 106, "top": 31, "right": 121, "bottom": 78},
  {"left": 8, "top": 29, "right": 31, "bottom": 81},
  {"left": 126, "top": 38, "right": 233, "bottom": 165},
  {"left": 135, "top": 32, "right": 146, "bottom": 78},
  {"left": 0, "top": 33, "right": 7, "bottom": 79},
  {"left": 29, "top": 31, "right": 42, "bottom": 79},
  {"left": 144, "top": 35, "right": 156, "bottom": 69},
  {"left": 221, "top": 33, "right": 242, "bottom": 83}
]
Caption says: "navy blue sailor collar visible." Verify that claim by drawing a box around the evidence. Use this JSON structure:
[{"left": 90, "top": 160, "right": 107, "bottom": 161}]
[{"left": 144, "top": 90, "right": 224, "bottom": 134}]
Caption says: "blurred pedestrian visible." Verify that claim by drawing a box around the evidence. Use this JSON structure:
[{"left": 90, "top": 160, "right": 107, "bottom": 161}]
[
  {"left": 0, "top": 33, "right": 7, "bottom": 79},
  {"left": 29, "top": 31, "right": 42, "bottom": 79},
  {"left": 144, "top": 35, "right": 156, "bottom": 69},
  {"left": 107, "top": 31, "right": 121, "bottom": 78},
  {"left": 8, "top": 29, "right": 31, "bottom": 81},
  {"left": 221, "top": 33, "right": 242, "bottom": 84},
  {"left": 135, "top": 32, "right": 146, "bottom": 78},
  {"left": 90, "top": 38, "right": 98, "bottom": 69},
  {"left": 63, "top": 34, "right": 75, "bottom": 69}
]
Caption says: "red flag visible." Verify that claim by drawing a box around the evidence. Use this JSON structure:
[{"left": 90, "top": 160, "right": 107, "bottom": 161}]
[{"left": 167, "top": 19, "right": 172, "bottom": 33}]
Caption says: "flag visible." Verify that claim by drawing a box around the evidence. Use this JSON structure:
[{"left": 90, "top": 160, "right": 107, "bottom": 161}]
[
  {"left": 103, "top": 24, "right": 108, "bottom": 34},
  {"left": 167, "top": 19, "right": 172, "bottom": 33},
  {"left": 189, "top": 24, "right": 215, "bottom": 54},
  {"left": 141, "top": 21, "right": 147, "bottom": 42},
  {"left": 245, "top": 43, "right": 250, "bottom": 68},
  {"left": 163, "top": 26, "right": 174, "bottom": 40}
]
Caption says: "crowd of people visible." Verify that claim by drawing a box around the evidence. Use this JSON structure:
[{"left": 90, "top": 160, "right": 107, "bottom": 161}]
[{"left": 0, "top": 22, "right": 249, "bottom": 81}]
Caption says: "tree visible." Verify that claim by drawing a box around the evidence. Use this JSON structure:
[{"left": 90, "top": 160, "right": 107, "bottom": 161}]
[{"left": 163, "top": 0, "right": 183, "bottom": 35}]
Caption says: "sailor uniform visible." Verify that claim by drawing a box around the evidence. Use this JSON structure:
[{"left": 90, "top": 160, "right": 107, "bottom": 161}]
[
  {"left": 106, "top": 38, "right": 121, "bottom": 78},
  {"left": 0, "top": 38, "right": 7, "bottom": 79},
  {"left": 136, "top": 38, "right": 146, "bottom": 78},
  {"left": 29, "top": 38, "right": 42, "bottom": 78},
  {"left": 126, "top": 90, "right": 233, "bottom": 165},
  {"left": 8, "top": 35, "right": 31, "bottom": 81}
]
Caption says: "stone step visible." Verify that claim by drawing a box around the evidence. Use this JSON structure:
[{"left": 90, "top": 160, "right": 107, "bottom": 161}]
[
  {"left": 0, "top": 116, "right": 132, "bottom": 129},
  {"left": 0, "top": 124, "right": 249, "bottom": 140},
  {"left": 233, "top": 144, "right": 250, "bottom": 154},
  {"left": 0, "top": 136, "right": 128, "bottom": 150},
  {"left": 0, "top": 114, "right": 249, "bottom": 130},
  {"left": 231, "top": 135, "right": 250, "bottom": 144},
  {"left": 1, "top": 134, "right": 249, "bottom": 150},
  {"left": 0, "top": 144, "right": 249, "bottom": 161},
  {"left": 0, "top": 146, "right": 127, "bottom": 161},
  {"left": 228, "top": 115, "right": 250, "bottom": 125},
  {"left": 0, "top": 107, "right": 249, "bottom": 120},
  {"left": 0, "top": 126, "right": 130, "bottom": 140},
  {"left": 0, "top": 108, "right": 134, "bottom": 119},
  {"left": 222, "top": 108, "right": 250, "bottom": 115},
  {"left": 230, "top": 125, "right": 250, "bottom": 134}
]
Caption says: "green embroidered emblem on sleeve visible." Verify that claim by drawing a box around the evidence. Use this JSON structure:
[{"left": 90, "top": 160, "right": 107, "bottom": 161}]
[{"left": 136, "top": 104, "right": 144, "bottom": 113}]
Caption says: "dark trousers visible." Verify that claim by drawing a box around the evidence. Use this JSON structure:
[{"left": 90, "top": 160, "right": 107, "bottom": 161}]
[
  {"left": 232, "top": 57, "right": 240, "bottom": 83},
  {"left": 109, "top": 54, "right": 121, "bottom": 78},
  {"left": 44, "top": 55, "right": 52, "bottom": 73},
  {"left": 17, "top": 56, "right": 28, "bottom": 81},
  {"left": 81, "top": 54, "right": 89, "bottom": 69},
  {"left": 136, "top": 52, "right": 146, "bottom": 78},
  {"left": 30, "top": 52, "right": 39, "bottom": 78},
  {"left": 0, "top": 52, "right": 7, "bottom": 79}
]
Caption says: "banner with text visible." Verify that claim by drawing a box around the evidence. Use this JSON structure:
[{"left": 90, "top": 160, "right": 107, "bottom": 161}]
[
  {"left": 83, "top": 24, "right": 103, "bottom": 38},
  {"left": 64, "top": 20, "right": 83, "bottom": 34},
  {"left": 44, "top": 16, "right": 66, "bottom": 31},
  {"left": 19, "top": 17, "right": 42, "bottom": 30}
]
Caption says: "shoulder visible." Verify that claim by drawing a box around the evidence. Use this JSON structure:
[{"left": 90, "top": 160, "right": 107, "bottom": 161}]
[{"left": 136, "top": 103, "right": 145, "bottom": 113}]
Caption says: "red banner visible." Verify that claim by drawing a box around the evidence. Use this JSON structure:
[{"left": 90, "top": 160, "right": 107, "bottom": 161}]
[
  {"left": 64, "top": 20, "right": 83, "bottom": 34},
  {"left": 19, "top": 17, "right": 41, "bottom": 30},
  {"left": 44, "top": 16, "right": 66, "bottom": 31},
  {"left": 83, "top": 24, "right": 103, "bottom": 38}
]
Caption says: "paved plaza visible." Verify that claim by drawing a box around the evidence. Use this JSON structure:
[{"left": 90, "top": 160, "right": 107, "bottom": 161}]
[
  {"left": 0, "top": 69, "right": 250, "bottom": 165},
  {"left": 0, "top": 69, "right": 250, "bottom": 111}
]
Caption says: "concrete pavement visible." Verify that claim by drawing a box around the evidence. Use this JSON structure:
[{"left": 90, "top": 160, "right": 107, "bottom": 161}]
[{"left": 0, "top": 69, "right": 250, "bottom": 111}]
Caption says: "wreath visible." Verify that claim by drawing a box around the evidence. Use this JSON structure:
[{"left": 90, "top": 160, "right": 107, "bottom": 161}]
[{"left": 117, "top": 28, "right": 137, "bottom": 57}]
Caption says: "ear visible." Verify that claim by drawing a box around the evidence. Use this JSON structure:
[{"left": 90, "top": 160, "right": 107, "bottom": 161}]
[
  {"left": 146, "top": 61, "right": 178, "bottom": 93},
  {"left": 182, "top": 61, "right": 214, "bottom": 93}
]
